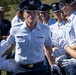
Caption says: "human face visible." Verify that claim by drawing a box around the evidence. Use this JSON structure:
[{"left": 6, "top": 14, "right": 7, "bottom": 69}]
[
  {"left": 59, "top": 3, "right": 72, "bottom": 16},
  {"left": 39, "top": 11, "right": 50, "bottom": 21},
  {"left": 23, "top": 10, "right": 38, "bottom": 24},
  {"left": 54, "top": 10, "right": 61, "bottom": 20}
]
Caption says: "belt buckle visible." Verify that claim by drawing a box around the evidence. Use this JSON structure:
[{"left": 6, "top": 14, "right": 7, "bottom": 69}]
[{"left": 28, "top": 64, "right": 33, "bottom": 68}]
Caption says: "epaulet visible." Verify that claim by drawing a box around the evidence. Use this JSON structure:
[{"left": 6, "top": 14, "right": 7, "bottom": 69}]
[
  {"left": 39, "top": 23, "right": 50, "bottom": 29},
  {"left": 12, "top": 22, "right": 24, "bottom": 28}
]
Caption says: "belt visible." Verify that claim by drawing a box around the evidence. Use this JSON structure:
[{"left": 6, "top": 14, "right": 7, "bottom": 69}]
[{"left": 19, "top": 61, "right": 44, "bottom": 69}]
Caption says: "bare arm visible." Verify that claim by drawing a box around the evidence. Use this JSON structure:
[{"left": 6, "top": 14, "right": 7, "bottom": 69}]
[
  {"left": 44, "top": 46, "right": 62, "bottom": 74},
  {"left": 2, "top": 44, "right": 15, "bottom": 57},
  {"left": 65, "top": 45, "right": 76, "bottom": 59},
  {"left": 44, "top": 46, "right": 55, "bottom": 66},
  {"left": 70, "top": 44, "right": 76, "bottom": 49}
]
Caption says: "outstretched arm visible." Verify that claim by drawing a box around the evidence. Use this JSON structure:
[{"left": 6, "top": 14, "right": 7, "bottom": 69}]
[{"left": 65, "top": 45, "right": 76, "bottom": 59}]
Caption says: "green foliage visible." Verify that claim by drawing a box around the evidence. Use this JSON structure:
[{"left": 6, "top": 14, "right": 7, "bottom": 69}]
[
  {"left": 10, "top": 0, "right": 21, "bottom": 4},
  {"left": 0, "top": 0, "right": 21, "bottom": 12},
  {"left": 0, "top": 0, "right": 9, "bottom": 11},
  {"left": 0, "top": 0, "right": 22, "bottom": 5}
]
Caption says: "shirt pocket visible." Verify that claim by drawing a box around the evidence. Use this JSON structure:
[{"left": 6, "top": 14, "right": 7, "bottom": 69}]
[
  {"left": 16, "top": 36, "right": 25, "bottom": 43},
  {"left": 34, "top": 38, "right": 44, "bottom": 47}
]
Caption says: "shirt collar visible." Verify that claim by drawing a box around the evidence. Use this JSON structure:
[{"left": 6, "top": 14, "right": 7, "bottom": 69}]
[
  {"left": 20, "top": 22, "right": 27, "bottom": 29},
  {"left": 61, "top": 21, "right": 66, "bottom": 25},
  {"left": 56, "top": 21, "right": 65, "bottom": 26},
  {"left": 20, "top": 22, "right": 42, "bottom": 30},
  {"left": 36, "top": 22, "right": 42, "bottom": 30},
  {"left": 68, "top": 11, "right": 76, "bottom": 23}
]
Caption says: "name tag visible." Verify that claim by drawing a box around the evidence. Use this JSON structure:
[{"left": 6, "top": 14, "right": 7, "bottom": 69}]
[{"left": 17, "top": 36, "right": 23, "bottom": 38}]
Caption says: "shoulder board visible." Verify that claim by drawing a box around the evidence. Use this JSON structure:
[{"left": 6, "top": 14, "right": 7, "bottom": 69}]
[
  {"left": 40, "top": 23, "right": 50, "bottom": 29},
  {"left": 12, "top": 22, "right": 24, "bottom": 27}
]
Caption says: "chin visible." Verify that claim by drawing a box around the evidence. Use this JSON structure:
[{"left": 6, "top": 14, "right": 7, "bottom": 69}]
[{"left": 28, "top": 19, "right": 33, "bottom": 22}]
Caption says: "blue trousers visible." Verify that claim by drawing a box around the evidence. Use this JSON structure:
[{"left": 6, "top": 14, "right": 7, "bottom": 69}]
[
  {"left": 12, "top": 61, "right": 48, "bottom": 75},
  {"left": 44, "top": 56, "right": 52, "bottom": 75}
]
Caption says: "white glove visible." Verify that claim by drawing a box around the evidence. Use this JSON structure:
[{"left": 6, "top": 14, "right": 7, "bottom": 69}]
[
  {"left": 62, "top": 58, "right": 76, "bottom": 67},
  {"left": 55, "top": 54, "right": 68, "bottom": 65},
  {"left": 58, "top": 38, "right": 68, "bottom": 49},
  {"left": 51, "top": 64, "right": 62, "bottom": 75},
  {"left": 52, "top": 47, "right": 58, "bottom": 52},
  {"left": 0, "top": 40, "right": 11, "bottom": 56},
  {"left": 0, "top": 59, "right": 16, "bottom": 72},
  {"left": 0, "top": 55, "right": 7, "bottom": 62},
  {"left": 53, "top": 47, "right": 67, "bottom": 58}
]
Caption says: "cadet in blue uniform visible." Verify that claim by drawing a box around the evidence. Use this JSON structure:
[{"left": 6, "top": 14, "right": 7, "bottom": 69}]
[
  {"left": 38, "top": 4, "right": 56, "bottom": 75},
  {"left": 50, "top": 2, "right": 67, "bottom": 58},
  {"left": 59, "top": 0, "right": 76, "bottom": 58},
  {"left": 59, "top": 0, "right": 76, "bottom": 47},
  {"left": 3, "top": 0, "right": 61, "bottom": 75},
  {"left": 38, "top": 4, "right": 56, "bottom": 26},
  {"left": 49, "top": 2, "right": 68, "bottom": 75},
  {"left": 58, "top": 0, "right": 76, "bottom": 75},
  {"left": 0, "top": 6, "right": 11, "bottom": 41}
]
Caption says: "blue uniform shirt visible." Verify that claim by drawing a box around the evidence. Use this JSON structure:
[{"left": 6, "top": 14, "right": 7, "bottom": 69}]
[
  {"left": 11, "top": 15, "right": 23, "bottom": 27},
  {"left": 49, "top": 21, "right": 67, "bottom": 58},
  {"left": 43, "top": 18, "right": 56, "bottom": 26},
  {"left": 63, "top": 11, "right": 76, "bottom": 46},
  {"left": 7, "top": 22, "right": 52, "bottom": 65},
  {"left": 49, "top": 21, "right": 66, "bottom": 47}
]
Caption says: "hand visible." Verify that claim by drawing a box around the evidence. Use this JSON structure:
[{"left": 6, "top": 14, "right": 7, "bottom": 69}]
[
  {"left": 52, "top": 47, "right": 58, "bottom": 52},
  {"left": 0, "top": 55, "right": 7, "bottom": 62},
  {"left": 51, "top": 64, "right": 62, "bottom": 75},
  {"left": 0, "top": 59, "right": 16, "bottom": 72},
  {"left": 61, "top": 58, "right": 76, "bottom": 67},
  {"left": 55, "top": 54, "right": 68, "bottom": 65},
  {"left": 53, "top": 47, "right": 67, "bottom": 58}
]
